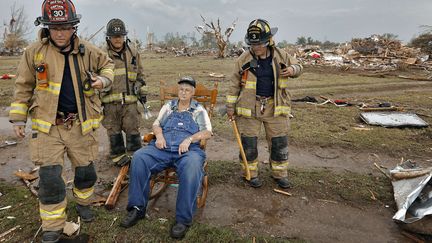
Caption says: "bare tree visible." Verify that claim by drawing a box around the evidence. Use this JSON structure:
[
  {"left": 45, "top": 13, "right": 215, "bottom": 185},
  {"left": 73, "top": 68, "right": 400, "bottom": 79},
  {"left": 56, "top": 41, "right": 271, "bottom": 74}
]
[
  {"left": 2, "top": 2, "right": 30, "bottom": 55},
  {"left": 195, "top": 15, "right": 237, "bottom": 58}
]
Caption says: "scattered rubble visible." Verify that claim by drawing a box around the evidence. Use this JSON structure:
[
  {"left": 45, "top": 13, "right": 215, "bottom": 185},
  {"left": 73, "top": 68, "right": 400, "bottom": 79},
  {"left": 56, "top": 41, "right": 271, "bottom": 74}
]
[{"left": 286, "top": 34, "right": 432, "bottom": 73}]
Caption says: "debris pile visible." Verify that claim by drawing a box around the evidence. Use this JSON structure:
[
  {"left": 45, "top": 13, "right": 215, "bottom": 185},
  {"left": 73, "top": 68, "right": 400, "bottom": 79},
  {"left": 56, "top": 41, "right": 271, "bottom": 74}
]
[{"left": 290, "top": 35, "right": 432, "bottom": 72}]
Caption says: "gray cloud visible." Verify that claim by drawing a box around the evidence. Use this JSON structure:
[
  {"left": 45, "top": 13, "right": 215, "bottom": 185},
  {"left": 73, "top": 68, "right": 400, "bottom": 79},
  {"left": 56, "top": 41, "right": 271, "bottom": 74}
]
[{"left": 1, "top": 0, "right": 430, "bottom": 45}]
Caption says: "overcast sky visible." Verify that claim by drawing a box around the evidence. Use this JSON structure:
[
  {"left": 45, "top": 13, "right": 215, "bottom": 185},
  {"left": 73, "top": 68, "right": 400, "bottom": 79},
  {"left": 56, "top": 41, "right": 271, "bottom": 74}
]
[{"left": 1, "top": 0, "right": 430, "bottom": 45}]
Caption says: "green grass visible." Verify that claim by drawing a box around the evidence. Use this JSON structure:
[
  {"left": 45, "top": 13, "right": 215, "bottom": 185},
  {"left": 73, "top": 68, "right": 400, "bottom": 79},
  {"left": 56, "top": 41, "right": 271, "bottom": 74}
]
[
  {"left": 0, "top": 181, "right": 302, "bottom": 242},
  {"left": 208, "top": 160, "right": 394, "bottom": 205},
  {"left": 0, "top": 160, "right": 392, "bottom": 241},
  {"left": 1, "top": 54, "right": 432, "bottom": 157}
]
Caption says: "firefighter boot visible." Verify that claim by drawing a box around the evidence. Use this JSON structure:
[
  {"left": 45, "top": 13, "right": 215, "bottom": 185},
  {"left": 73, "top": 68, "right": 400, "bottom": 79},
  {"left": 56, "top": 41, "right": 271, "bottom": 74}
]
[
  {"left": 273, "top": 177, "right": 292, "bottom": 189},
  {"left": 76, "top": 204, "right": 95, "bottom": 222},
  {"left": 41, "top": 230, "right": 62, "bottom": 243},
  {"left": 248, "top": 177, "right": 263, "bottom": 188},
  {"left": 109, "top": 134, "right": 127, "bottom": 166},
  {"left": 126, "top": 133, "right": 142, "bottom": 153}
]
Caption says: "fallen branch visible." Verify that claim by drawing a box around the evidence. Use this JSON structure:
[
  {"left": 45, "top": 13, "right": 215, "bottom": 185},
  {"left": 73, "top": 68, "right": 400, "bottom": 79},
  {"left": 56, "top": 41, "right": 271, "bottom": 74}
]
[
  {"left": 391, "top": 168, "right": 432, "bottom": 180},
  {"left": 398, "top": 75, "right": 432, "bottom": 81},
  {"left": 317, "top": 199, "right": 338, "bottom": 204},
  {"left": 373, "top": 163, "right": 392, "bottom": 179},
  {"left": 0, "top": 225, "right": 20, "bottom": 241},
  {"left": 273, "top": 188, "right": 292, "bottom": 196},
  {"left": 22, "top": 178, "right": 38, "bottom": 197},
  {"left": 0, "top": 206, "right": 11, "bottom": 211},
  {"left": 30, "top": 225, "right": 42, "bottom": 243},
  {"left": 368, "top": 189, "right": 377, "bottom": 201}
]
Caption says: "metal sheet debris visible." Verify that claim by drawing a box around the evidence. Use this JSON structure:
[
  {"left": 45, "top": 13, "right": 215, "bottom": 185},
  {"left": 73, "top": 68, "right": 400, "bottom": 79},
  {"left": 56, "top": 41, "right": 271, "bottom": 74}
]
[
  {"left": 360, "top": 112, "right": 429, "bottom": 128},
  {"left": 392, "top": 162, "right": 432, "bottom": 223}
]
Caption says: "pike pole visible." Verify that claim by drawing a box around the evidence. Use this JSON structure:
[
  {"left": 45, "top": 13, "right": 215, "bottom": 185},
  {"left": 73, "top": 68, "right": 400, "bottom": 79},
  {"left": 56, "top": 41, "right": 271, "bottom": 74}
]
[{"left": 231, "top": 119, "right": 251, "bottom": 181}]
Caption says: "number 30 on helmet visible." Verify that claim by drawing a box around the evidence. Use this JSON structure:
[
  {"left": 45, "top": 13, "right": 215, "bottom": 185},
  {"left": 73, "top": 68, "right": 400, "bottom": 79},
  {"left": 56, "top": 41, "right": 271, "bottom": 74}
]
[{"left": 34, "top": 0, "right": 81, "bottom": 27}]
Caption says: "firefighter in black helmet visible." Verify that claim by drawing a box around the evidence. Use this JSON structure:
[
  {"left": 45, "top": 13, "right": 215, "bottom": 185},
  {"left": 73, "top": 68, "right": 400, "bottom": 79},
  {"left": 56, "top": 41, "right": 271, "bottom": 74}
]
[
  {"left": 101, "top": 18, "right": 147, "bottom": 166},
  {"left": 226, "top": 19, "right": 303, "bottom": 189}
]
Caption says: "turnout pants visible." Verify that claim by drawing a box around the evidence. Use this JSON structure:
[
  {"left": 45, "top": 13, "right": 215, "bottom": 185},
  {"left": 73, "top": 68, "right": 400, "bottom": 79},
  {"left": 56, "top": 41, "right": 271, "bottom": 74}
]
[
  {"left": 102, "top": 102, "right": 141, "bottom": 157},
  {"left": 236, "top": 99, "right": 290, "bottom": 179},
  {"left": 30, "top": 121, "right": 98, "bottom": 231}
]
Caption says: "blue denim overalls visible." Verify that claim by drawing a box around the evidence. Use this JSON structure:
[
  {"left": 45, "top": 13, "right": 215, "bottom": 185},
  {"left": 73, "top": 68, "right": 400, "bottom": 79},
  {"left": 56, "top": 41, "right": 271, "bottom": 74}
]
[{"left": 128, "top": 100, "right": 206, "bottom": 225}]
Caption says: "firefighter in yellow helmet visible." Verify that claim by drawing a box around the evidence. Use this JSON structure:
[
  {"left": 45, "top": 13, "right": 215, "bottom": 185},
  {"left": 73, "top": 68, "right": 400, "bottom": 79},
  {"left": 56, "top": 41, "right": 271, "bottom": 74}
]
[
  {"left": 9, "top": 0, "right": 114, "bottom": 242},
  {"left": 101, "top": 18, "right": 147, "bottom": 166},
  {"left": 226, "top": 19, "right": 303, "bottom": 188}
]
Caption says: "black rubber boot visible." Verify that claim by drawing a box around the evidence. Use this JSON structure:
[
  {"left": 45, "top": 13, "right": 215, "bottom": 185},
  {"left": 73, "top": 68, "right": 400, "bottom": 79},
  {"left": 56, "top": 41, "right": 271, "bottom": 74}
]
[
  {"left": 41, "top": 230, "right": 62, "bottom": 243},
  {"left": 126, "top": 133, "right": 142, "bottom": 152},
  {"left": 120, "top": 206, "right": 146, "bottom": 228},
  {"left": 109, "top": 134, "right": 126, "bottom": 157},
  {"left": 273, "top": 177, "right": 292, "bottom": 189},
  {"left": 247, "top": 177, "right": 263, "bottom": 188},
  {"left": 76, "top": 204, "right": 95, "bottom": 222},
  {"left": 170, "top": 222, "right": 190, "bottom": 239}
]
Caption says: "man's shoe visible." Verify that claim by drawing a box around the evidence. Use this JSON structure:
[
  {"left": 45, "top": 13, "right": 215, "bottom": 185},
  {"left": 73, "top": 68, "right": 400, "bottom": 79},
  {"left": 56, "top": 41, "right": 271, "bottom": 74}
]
[
  {"left": 273, "top": 177, "right": 292, "bottom": 189},
  {"left": 76, "top": 204, "right": 95, "bottom": 222},
  {"left": 120, "top": 206, "right": 145, "bottom": 228},
  {"left": 247, "top": 177, "right": 263, "bottom": 188},
  {"left": 41, "top": 230, "right": 62, "bottom": 243},
  {"left": 170, "top": 222, "right": 189, "bottom": 239}
]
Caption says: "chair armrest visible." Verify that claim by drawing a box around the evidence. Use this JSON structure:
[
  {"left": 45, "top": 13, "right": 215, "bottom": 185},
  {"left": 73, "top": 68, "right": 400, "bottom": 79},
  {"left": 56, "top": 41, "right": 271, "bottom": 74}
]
[
  {"left": 200, "top": 139, "right": 207, "bottom": 150},
  {"left": 143, "top": 132, "right": 155, "bottom": 143}
]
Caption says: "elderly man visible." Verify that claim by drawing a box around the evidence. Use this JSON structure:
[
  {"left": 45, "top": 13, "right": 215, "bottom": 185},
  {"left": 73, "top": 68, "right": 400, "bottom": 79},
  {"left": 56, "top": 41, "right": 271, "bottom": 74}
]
[
  {"left": 8, "top": 0, "right": 114, "bottom": 242},
  {"left": 120, "top": 77, "right": 212, "bottom": 239}
]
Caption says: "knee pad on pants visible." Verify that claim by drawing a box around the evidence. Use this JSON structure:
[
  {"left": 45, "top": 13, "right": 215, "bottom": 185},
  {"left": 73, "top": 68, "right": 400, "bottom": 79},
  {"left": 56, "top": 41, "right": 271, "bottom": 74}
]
[
  {"left": 271, "top": 136, "right": 289, "bottom": 161},
  {"left": 39, "top": 165, "right": 66, "bottom": 204},
  {"left": 240, "top": 136, "right": 258, "bottom": 161},
  {"left": 126, "top": 133, "right": 142, "bottom": 152},
  {"left": 109, "top": 133, "right": 125, "bottom": 156},
  {"left": 74, "top": 162, "right": 97, "bottom": 190}
]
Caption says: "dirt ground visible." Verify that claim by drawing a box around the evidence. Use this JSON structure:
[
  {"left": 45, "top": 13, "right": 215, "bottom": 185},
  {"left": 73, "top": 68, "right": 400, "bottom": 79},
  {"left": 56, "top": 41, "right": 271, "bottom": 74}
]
[
  {"left": 1, "top": 54, "right": 432, "bottom": 242},
  {"left": 0, "top": 120, "right": 408, "bottom": 243}
]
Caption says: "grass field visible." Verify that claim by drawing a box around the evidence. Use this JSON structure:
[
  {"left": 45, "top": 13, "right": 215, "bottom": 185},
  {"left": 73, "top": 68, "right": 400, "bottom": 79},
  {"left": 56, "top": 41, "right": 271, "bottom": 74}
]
[{"left": 1, "top": 51, "right": 432, "bottom": 241}]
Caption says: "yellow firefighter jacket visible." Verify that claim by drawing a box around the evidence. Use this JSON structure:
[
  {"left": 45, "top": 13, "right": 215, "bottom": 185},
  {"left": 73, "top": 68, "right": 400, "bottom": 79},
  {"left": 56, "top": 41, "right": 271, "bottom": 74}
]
[
  {"left": 9, "top": 32, "right": 114, "bottom": 135},
  {"left": 101, "top": 44, "right": 145, "bottom": 104},
  {"left": 226, "top": 47, "right": 302, "bottom": 117}
]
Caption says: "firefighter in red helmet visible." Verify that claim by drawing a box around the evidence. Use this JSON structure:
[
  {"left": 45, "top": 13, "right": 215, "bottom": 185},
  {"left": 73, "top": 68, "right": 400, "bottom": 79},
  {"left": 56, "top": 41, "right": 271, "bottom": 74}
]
[{"left": 10, "top": 0, "right": 114, "bottom": 242}]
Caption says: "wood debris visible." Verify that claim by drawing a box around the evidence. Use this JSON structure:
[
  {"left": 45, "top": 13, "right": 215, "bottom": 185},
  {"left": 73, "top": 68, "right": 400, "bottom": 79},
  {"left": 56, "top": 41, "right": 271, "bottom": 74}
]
[
  {"left": 273, "top": 188, "right": 292, "bottom": 196},
  {"left": 14, "top": 171, "right": 38, "bottom": 181},
  {"left": 287, "top": 34, "right": 432, "bottom": 72},
  {"left": 0, "top": 225, "right": 20, "bottom": 242}
]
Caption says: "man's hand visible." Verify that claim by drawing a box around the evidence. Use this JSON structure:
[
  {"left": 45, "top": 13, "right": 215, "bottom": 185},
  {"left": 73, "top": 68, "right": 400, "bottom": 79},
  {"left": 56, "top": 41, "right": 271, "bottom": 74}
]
[
  {"left": 155, "top": 134, "right": 167, "bottom": 149},
  {"left": 178, "top": 137, "right": 192, "bottom": 155},
  {"left": 13, "top": 125, "right": 25, "bottom": 138},
  {"left": 280, "top": 66, "right": 294, "bottom": 78},
  {"left": 90, "top": 76, "right": 103, "bottom": 90},
  {"left": 227, "top": 107, "right": 235, "bottom": 120}
]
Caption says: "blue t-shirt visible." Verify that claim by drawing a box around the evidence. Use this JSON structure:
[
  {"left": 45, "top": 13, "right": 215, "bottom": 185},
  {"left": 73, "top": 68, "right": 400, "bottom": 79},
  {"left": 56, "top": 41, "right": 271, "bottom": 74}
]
[{"left": 255, "top": 55, "right": 274, "bottom": 97}]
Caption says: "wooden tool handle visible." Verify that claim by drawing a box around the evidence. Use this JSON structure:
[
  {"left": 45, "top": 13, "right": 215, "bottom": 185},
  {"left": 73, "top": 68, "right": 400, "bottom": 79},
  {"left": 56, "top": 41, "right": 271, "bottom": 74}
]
[
  {"left": 232, "top": 120, "right": 251, "bottom": 181},
  {"left": 105, "top": 165, "right": 129, "bottom": 210}
]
